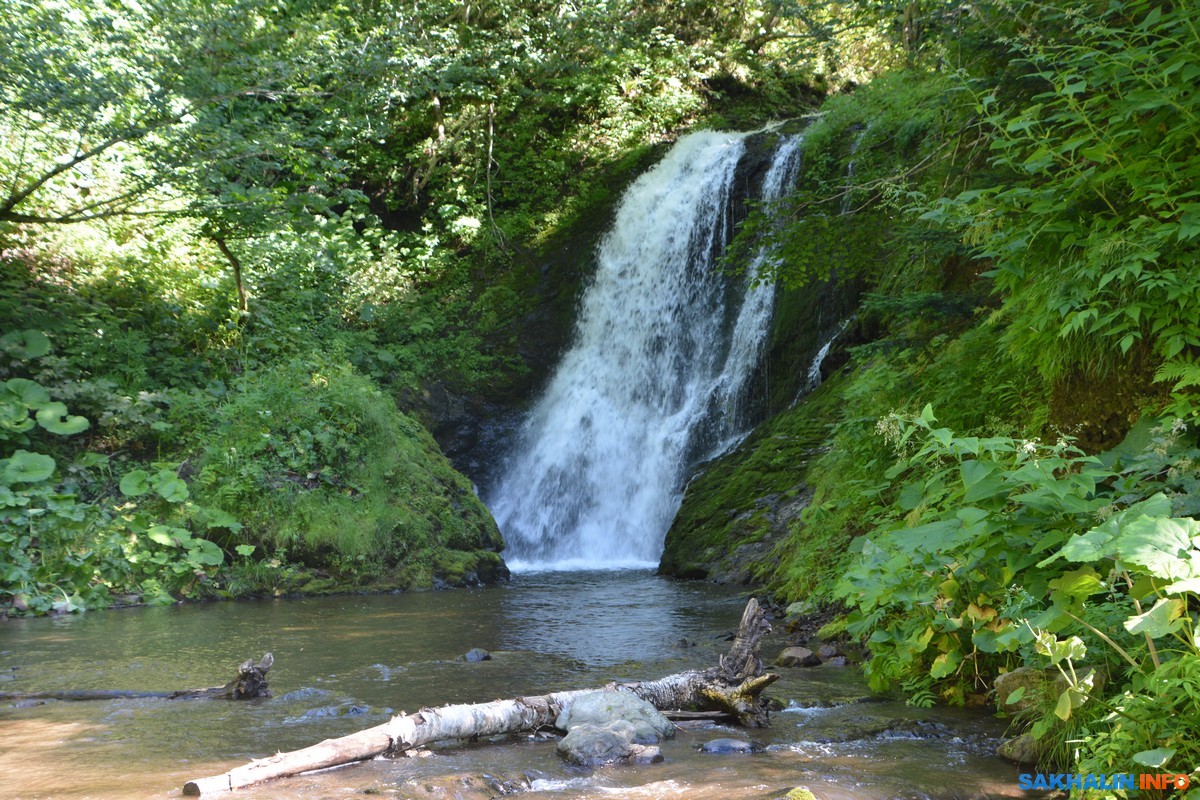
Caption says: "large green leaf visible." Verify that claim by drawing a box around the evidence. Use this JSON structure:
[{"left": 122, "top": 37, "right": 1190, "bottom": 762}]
[
  {"left": 153, "top": 472, "right": 189, "bottom": 503},
  {"left": 3, "top": 378, "right": 50, "bottom": 406},
  {"left": 2, "top": 450, "right": 56, "bottom": 484},
  {"left": 146, "top": 525, "right": 189, "bottom": 547},
  {"left": 119, "top": 470, "right": 151, "bottom": 497},
  {"left": 1048, "top": 567, "right": 1105, "bottom": 611},
  {"left": 187, "top": 538, "right": 225, "bottom": 566},
  {"left": 1123, "top": 597, "right": 1185, "bottom": 638},
  {"left": 35, "top": 403, "right": 90, "bottom": 436},
  {"left": 0, "top": 330, "right": 51, "bottom": 359},
  {"left": 929, "top": 648, "right": 962, "bottom": 679},
  {"left": 1115, "top": 515, "right": 1199, "bottom": 581},
  {"left": 1132, "top": 748, "right": 1175, "bottom": 768},
  {"left": 0, "top": 399, "right": 35, "bottom": 434},
  {"left": 1044, "top": 494, "right": 1175, "bottom": 566}
]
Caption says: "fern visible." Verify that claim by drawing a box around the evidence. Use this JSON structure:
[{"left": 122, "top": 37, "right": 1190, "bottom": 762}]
[{"left": 1155, "top": 358, "right": 1200, "bottom": 391}]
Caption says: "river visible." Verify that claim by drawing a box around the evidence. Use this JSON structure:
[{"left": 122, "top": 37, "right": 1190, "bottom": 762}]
[{"left": 1, "top": 571, "right": 1027, "bottom": 799}]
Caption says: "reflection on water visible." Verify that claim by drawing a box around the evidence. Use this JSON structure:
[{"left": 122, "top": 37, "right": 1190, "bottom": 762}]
[{"left": 0, "top": 571, "right": 1025, "bottom": 799}]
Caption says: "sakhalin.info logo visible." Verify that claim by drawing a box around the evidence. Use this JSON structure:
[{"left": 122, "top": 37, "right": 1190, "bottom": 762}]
[{"left": 1019, "top": 773, "right": 1191, "bottom": 791}]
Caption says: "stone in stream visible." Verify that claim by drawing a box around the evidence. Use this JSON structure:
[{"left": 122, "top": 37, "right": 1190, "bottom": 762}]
[
  {"left": 555, "top": 690, "right": 675, "bottom": 743},
  {"left": 775, "top": 788, "right": 819, "bottom": 800},
  {"left": 775, "top": 646, "right": 821, "bottom": 667},
  {"left": 556, "top": 720, "right": 663, "bottom": 767},
  {"left": 463, "top": 648, "right": 492, "bottom": 662},
  {"left": 997, "top": 732, "right": 1042, "bottom": 765},
  {"left": 697, "top": 737, "right": 756, "bottom": 754}
]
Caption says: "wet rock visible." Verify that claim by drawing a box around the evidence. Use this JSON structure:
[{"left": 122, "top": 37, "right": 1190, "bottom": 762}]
[
  {"left": 785, "top": 600, "right": 816, "bottom": 618},
  {"left": 698, "top": 737, "right": 756, "bottom": 754},
  {"left": 481, "top": 773, "right": 524, "bottom": 795},
  {"left": 817, "top": 644, "right": 839, "bottom": 660},
  {"left": 522, "top": 769, "right": 552, "bottom": 784},
  {"left": 463, "top": 648, "right": 492, "bottom": 662},
  {"left": 556, "top": 690, "right": 675, "bottom": 743},
  {"left": 277, "top": 687, "right": 331, "bottom": 702},
  {"left": 824, "top": 656, "right": 848, "bottom": 667},
  {"left": 998, "top": 732, "right": 1042, "bottom": 765},
  {"left": 796, "top": 714, "right": 949, "bottom": 744},
  {"left": 556, "top": 720, "right": 663, "bottom": 766},
  {"left": 993, "top": 667, "right": 1053, "bottom": 716},
  {"left": 775, "top": 646, "right": 821, "bottom": 668},
  {"left": 402, "top": 773, "right": 524, "bottom": 799},
  {"left": 291, "top": 703, "right": 371, "bottom": 722}
]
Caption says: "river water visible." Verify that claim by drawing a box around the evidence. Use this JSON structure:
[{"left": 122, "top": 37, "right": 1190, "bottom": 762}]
[{"left": 1, "top": 572, "right": 1027, "bottom": 800}]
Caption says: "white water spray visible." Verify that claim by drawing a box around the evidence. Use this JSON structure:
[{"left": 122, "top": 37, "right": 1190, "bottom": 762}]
[{"left": 489, "top": 131, "right": 804, "bottom": 570}]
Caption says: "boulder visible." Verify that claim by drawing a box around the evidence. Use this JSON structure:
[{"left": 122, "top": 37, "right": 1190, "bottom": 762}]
[
  {"left": 556, "top": 720, "right": 663, "bottom": 767},
  {"left": 463, "top": 648, "right": 492, "bottom": 662},
  {"left": 697, "top": 738, "right": 756, "bottom": 754},
  {"left": 775, "top": 646, "right": 821, "bottom": 668},
  {"left": 556, "top": 690, "right": 675, "bottom": 743},
  {"left": 998, "top": 733, "right": 1042, "bottom": 765},
  {"left": 993, "top": 667, "right": 1053, "bottom": 716}
]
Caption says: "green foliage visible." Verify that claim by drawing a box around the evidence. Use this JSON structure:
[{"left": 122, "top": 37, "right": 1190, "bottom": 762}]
[
  {"left": 0, "top": 370, "right": 232, "bottom": 613},
  {"left": 832, "top": 408, "right": 1200, "bottom": 778},
  {"left": 836, "top": 407, "right": 1109, "bottom": 701},
  {"left": 921, "top": 0, "right": 1200, "bottom": 395}
]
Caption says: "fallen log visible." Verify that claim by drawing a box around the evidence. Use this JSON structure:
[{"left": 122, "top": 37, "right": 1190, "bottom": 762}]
[
  {"left": 0, "top": 653, "right": 273, "bottom": 703},
  {"left": 183, "top": 599, "right": 777, "bottom": 797}
]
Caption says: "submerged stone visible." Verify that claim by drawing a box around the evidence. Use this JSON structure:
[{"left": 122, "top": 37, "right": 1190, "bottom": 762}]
[
  {"left": 697, "top": 737, "right": 756, "bottom": 754},
  {"left": 775, "top": 646, "right": 821, "bottom": 667}
]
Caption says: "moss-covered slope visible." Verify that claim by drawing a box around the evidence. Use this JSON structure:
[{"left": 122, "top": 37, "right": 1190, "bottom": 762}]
[{"left": 659, "top": 372, "right": 846, "bottom": 584}]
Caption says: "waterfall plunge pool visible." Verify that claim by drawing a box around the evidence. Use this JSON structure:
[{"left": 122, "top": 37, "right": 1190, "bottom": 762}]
[{"left": 2, "top": 571, "right": 1028, "bottom": 799}]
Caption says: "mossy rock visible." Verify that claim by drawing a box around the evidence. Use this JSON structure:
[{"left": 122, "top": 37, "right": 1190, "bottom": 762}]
[
  {"left": 658, "top": 373, "right": 847, "bottom": 586},
  {"left": 782, "top": 788, "right": 818, "bottom": 800},
  {"left": 191, "top": 356, "right": 506, "bottom": 590}
]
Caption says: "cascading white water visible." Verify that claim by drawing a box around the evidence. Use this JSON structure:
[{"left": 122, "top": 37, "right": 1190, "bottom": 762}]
[
  {"left": 704, "top": 133, "right": 805, "bottom": 457},
  {"left": 489, "top": 131, "right": 804, "bottom": 570},
  {"left": 802, "top": 317, "right": 852, "bottom": 395}
]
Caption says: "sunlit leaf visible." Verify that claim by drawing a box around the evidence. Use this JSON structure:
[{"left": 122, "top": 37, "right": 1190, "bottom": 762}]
[{"left": 2, "top": 450, "right": 56, "bottom": 484}]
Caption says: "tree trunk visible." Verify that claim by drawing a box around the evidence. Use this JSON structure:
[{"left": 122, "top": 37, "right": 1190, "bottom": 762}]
[
  {"left": 183, "top": 600, "right": 776, "bottom": 797},
  {"left": 0, "top": 653, "right": 273, "bottom": 703},
  {"left": 211, "top": 235, "right": 248, "bottom": 316}
]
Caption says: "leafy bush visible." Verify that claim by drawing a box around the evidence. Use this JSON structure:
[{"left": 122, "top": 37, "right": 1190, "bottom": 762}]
[{"left": 1, "top": 368, "right": 233, "bottom": 613}]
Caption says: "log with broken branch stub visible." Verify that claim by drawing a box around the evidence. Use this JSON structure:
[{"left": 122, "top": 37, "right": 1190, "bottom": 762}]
[
  {"left": 182, "top": 599, "right": 776, "bottom": 796},
  {"left": 0, "top": 653, "right": 273, "bottom": 703}
]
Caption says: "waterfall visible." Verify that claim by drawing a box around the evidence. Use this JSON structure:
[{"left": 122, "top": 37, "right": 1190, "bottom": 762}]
[
  {"left": 488, "top": 131, "right": 804, "bottom": 570},
  {"left": 802, "top": 317, "right": 852, "bottom": 395}
]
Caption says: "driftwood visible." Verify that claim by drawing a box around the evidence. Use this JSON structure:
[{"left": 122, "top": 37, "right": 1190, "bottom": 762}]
[
  {"left": 183, "top": 599, "right": 776, "bottom": 797},
  {"left": 0, "top": 653, "right": 273, "bottom": 703}
]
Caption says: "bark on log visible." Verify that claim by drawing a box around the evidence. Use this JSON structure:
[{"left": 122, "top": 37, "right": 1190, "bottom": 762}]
[
  {"left": 0, "top": 653, "right": 273, "bottom": 703},
  {"left": 183, "top": 600, "right": 776, "bottom": 797}
]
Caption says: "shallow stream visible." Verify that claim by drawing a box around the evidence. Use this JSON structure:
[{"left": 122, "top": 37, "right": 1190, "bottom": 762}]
[{"left": 1, "top": 571, "right": 1028, "bottom": 799}]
